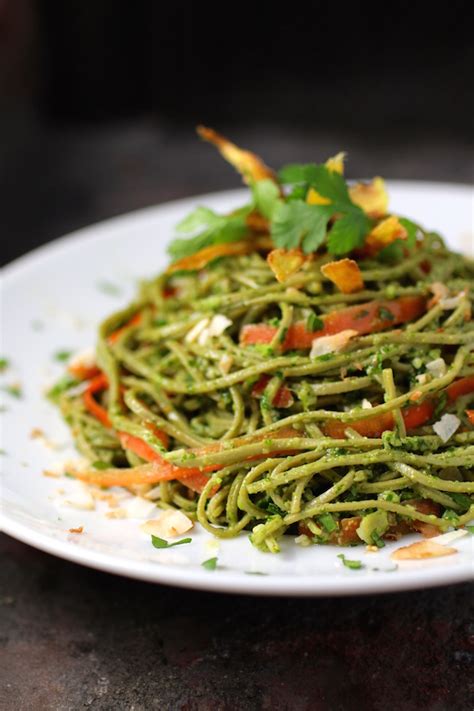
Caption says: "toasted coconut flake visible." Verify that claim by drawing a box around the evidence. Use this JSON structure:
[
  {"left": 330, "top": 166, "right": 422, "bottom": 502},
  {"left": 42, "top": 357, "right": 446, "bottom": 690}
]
[
  {"left": 429, "top": 282, "right": 450, "bottom": 304},
  {"left": 310, "top": 329, "right": 358, "bottom": 358},
  {"left": 365, "top": 216, "right": 407, "bottom": 253},
  {"left": 142, "top": 510, "right": 193, "bottom": 538},
  {"left": 391, "top": 540, "right": 457, "bottom": 560},
  {"left": 267, "top": 248, "right": 306, "bottom": 283},
  {"left": 349, "top": 177, "right": 388, "bottom": 217},
  {"left": 433, "top": 414, "right": 461, "bottom": 443},
  {"left": 197, "top": 126, "right": 277, "bottom": 184},
  {"left": 361, "top": 398, "right": 373, "bottom": 409},
  {"left": 207, "top": 314, "right": 233, "bottom": 338},
  {"left": 321, "top": 258, "right": 364, "bottom": 294},
  {"left": 325, "top": 152, "right": 346, "bottom": 175}
]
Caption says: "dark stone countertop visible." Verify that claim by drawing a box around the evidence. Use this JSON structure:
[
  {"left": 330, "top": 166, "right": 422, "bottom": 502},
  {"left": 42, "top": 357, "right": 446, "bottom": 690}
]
[{"left": 1, "top": 119, "right": 473, "bottom": 710}]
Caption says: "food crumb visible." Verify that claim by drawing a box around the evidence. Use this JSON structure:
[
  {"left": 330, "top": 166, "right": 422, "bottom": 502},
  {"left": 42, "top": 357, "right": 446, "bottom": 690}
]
[
  {"left": 43, "top": 469, "right": 60, "bottom": 478},
  {"left": 69, "top": 526, "right": 83, "bottom": 534},
  {"left": 366, "top": 545, "right": 379, "bottom": 553}
]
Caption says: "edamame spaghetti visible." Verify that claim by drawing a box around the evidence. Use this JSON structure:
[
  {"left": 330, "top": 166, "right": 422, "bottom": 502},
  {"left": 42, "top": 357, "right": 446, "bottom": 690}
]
[{"left": 51, "top": 128, "right": 474, "bottom": 552}]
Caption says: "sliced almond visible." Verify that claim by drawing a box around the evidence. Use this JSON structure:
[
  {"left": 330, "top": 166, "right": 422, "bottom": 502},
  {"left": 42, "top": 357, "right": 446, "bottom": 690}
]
[
  {"left": 321, "top": 258, "right": 364, "bottom": 294},
  {"left": 391, "top": 540, "right": 457, "bottom": 561}
]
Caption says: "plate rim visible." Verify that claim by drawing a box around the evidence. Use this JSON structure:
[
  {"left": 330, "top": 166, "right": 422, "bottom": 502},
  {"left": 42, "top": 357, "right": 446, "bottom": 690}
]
[{"left": 2, "top": 180, "right": 473, "bottom": 596}]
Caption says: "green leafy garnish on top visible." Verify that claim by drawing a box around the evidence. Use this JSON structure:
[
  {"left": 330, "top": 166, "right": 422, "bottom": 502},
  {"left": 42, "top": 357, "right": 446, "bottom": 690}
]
[{"left": 168, "top": 206, "right": 250, "bottom": 261}]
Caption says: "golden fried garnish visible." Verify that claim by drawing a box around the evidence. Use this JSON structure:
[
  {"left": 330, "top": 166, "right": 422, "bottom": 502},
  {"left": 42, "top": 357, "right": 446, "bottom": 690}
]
[
  {"left": 349, "top": 177, "right": 388, "bottom": 217},
  {"left": 325, "top": 151, "right": 346, "bottom": 175},
  {"left": 246, "top": 210, "right": 270, "bottom": 234},
  {"left": 391, "top": 540, "right": 457, "bottom": 561},
  {"left": 365, "top": 215, "right": 407, "bottom": 254},
  {"left": 167, "top": 237, "right": 272, "bottom": 274},
  {"left": 197, "top": 126, "right": 277, "bottom": 184},
  {"left": 267, "top": 248, "right": 306, "bottom": 283},
  {"left": 321, "top": 258, "right": 364, "bottom": 294}
]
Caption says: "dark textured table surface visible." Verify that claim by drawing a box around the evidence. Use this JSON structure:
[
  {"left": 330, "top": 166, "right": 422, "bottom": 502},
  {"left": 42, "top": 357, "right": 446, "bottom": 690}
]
[{"left": 1, "top": 118, "right": 473, "bottom": 710}]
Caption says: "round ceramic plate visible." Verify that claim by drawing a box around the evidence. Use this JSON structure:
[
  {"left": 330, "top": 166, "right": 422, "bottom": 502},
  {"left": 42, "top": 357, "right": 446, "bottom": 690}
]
[{"left": 1, "top": 183, "right": 473, "bottom": 596}]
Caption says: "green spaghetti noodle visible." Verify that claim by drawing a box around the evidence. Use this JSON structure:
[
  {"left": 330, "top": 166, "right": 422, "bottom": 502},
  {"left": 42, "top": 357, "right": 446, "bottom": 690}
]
[{"left": 51, "top": 130, "right": 474, "bottom": 552}]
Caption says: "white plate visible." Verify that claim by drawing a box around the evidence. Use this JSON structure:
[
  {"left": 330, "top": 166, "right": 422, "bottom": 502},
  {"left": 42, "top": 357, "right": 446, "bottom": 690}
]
[{"left": 1, "top": 183, "right": 473, "bottom": 596}]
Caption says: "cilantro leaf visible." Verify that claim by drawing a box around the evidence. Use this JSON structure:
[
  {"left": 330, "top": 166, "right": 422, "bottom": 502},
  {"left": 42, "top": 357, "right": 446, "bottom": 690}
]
[
  {"left": 168, "top": 207, "right": 250, "bottom": 261},
  {"left": 201, "top": 557, "right": 218, "bottom": 570},
  {"left": 337, "top": 553, "right": 363, "bottom": 570},
  {"left": 327, "top": 212, "right": 369, "bottom": 255},
  {"left": 271, "top": 201, "right": 331, "bottom": 254},
  {"left": 151, "top": 535, "right": 192, "bottom": 549},
  {"left": 306, "top": 311, "right": 324, "bottom": 332},
  {"left": 251, "top": 179, "right": 281, "bottom": 219},
  {"left": 279, "top": 163, "right": 351, "bottom": 205}
]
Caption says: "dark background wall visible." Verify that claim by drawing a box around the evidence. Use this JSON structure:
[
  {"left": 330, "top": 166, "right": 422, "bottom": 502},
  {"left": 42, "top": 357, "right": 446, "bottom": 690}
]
[{"left": 1, "top": 0, "right": 473, "bottom": 265}]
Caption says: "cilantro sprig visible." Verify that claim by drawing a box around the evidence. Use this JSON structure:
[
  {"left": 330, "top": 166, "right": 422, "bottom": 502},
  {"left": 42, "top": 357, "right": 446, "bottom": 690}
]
[
  {"left": 275, "top": 163, "right": 371, "bottom": 255},
  {"left": 151, "top": 535, "right": 192, "bottom": 549}
]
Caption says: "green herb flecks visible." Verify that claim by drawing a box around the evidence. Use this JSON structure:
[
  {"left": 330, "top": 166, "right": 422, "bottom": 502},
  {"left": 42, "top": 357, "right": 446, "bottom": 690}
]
[
  {"left": 2, "top": 384, "right": 22, "bottom": 399},
  {"left": 201, "top": 557, "right": 218, "bottom": 570},
  {"left": 97, "top": 281, "right": 122, "bottom": 296},
  {"left": 0, "top": 358, "right": 9, "bottom": 372},
  {"left": 337, "top": 553, "right": 363, "bottom": 570},
  {"left": 151, "top": 535, "right": 192, "bottom": 549},
  {"left": 54, "top": 350, "right": 73, "bottom": 363}
]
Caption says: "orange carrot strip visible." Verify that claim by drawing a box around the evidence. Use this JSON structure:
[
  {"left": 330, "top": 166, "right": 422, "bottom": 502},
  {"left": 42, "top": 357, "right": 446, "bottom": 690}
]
[{"left": 240, "top": 296, "right": 426, "bottom": 350}]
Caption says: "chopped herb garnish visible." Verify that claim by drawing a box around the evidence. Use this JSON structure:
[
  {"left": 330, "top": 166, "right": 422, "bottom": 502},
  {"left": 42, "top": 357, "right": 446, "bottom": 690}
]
[
  {"left": 378, "top": 306, "right": 395, "bottom": 322},
  {"left": 47, "top": 374, "right": 78, "bottom": 401},
  {"left": 92, "top": 460, "right": 110, "bottom": 470},
  {"left": 338, "top": 553, "right": 363, "bottom": 570},
  {"left": 371, "top": 531, "right": 386, "bottom": 548},
  {"left": 306, "top": 312, "right": 324, "bottom": 332},
  {"left": 54, "top": 350, "right": 73, "bottom": 362},
  {"left": 0, "top": 357, "right": 9, "bottom": 372},
  {"left": 450, "top": 493, "right": 472, "bottom": 511},
  {"left": 2, "top": 384, "right": 22, "bottom": 399},
  {"left": 442, "top": 509, "right": 460, "bottom": 525},
  {"left": 466, "top": 526, "right": 474, "bottom": 534},
  {"left": 201, "top": 557, "right": 218, "bottom": 570},
  {"left": 245, "top": 571, "right": 269, "bottom": 575},
  {"left": 433, "top": 391, "right": 448, "bottom": 421},
  {"left": 97, "top": 281, "right": 122, "bottom": 296},
  {"left": 151, "top": 535, "right": 192, "bottom": 549},
  {"left": 354, "top": 309, "right": 370, "bottom": 320},
  {"left": 318, "top": 513, "right": 338, "bottom": 533}
]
